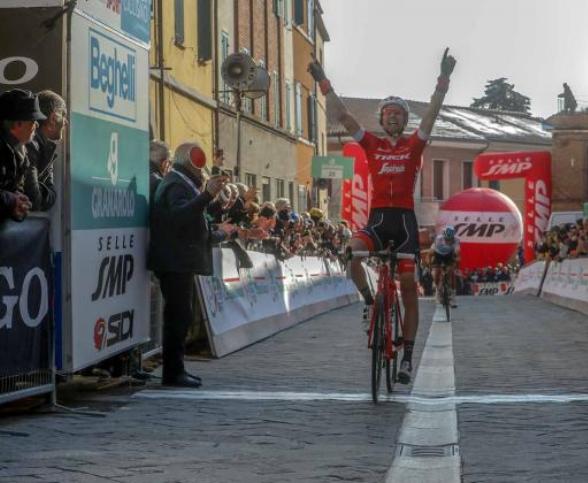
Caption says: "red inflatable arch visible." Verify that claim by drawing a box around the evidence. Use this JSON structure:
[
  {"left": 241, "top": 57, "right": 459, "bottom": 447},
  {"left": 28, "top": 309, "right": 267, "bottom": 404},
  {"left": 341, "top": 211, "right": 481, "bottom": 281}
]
[{"left": 474, "top": 151, "right": 552, "bottom": 263}]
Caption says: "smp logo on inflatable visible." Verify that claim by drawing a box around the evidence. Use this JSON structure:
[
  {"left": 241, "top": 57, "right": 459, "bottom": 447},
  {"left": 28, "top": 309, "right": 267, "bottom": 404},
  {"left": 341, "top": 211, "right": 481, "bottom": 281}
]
[
  {"left": 89, "top": 29, "right": 137, "bottom": 121},
  {"left": 0, "top": 267, "right": 49, "bottom": 329}
]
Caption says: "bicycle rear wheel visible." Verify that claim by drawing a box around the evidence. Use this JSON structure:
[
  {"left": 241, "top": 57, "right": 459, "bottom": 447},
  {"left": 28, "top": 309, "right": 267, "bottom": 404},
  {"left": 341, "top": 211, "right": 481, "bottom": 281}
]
[
  {"left": 386, "top": 297, "right": 401, "bottom": 393},
  {"left": 442, "top": 274, "right": 451, "bottom": 322},
  {"left": 371, "top": 295, "right": 385, "bottom": 403}
]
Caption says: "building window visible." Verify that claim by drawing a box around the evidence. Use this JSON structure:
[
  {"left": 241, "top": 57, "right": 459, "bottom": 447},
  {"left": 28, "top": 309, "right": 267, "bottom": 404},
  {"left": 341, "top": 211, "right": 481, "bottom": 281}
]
[
  {"left": 289, "top": 181, "right": 295, "bottom": 206},
  {"left": 307, "top": 0, "right": 314, "bottom": 37},
  {"left": 262, "top": 176, "right": 271, "bottom": 202},
  {"left": 273, "top": 71, "right": 280, "bottom": 127},
  {"left": 240, "top": 48, "right": 252, "bottom": 113},
  {"left": 285, "top": 81, "right": 292, "bottom": 132},
  {"left": 307, "top": 94, "right": 316, "bottom": 142},
  {"left": 220, "top": 31, "right": 230, "bottom": 104},
  {"left": 298, "top": 185, "right": 307, "bottom": 212},
  {"left": 295, "top": 82, "right": 302, "bottom": 136},
  {"left": 174, "top": 0, "right": 184, "bottom": 45},
  {"left": 259, "top": 60, "right": 268, "bottom": 121},
  {"left": 294, "top": 0, "right": 304, "bottom": 25},
  {"left": 433, "top": 160, "right": 445, "bottom": 200},
  {"left": 274, "top": 0, "right": 284, "bottom": 17},
  {"left": 197, "top": 0, "right": 212, "bottom": 62},
  {"left": 462, "top": 161, "right": 473, "bottom": 190},
  {"left": 489, "top": 179, "right": 500, "bottom": 190},
  {"left": 245, "top": 172, "right": 257, "bottom": 189},
  {"left": 276, "top": 178, "right": 285, "bottom": 198}
]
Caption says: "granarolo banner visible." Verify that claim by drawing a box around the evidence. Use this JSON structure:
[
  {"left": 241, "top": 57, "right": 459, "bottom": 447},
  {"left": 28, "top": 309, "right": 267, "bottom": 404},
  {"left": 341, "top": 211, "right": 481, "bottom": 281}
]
[
  {"left": 342, "top": 142, "right": 371, "bottom": 230},
  {"left": 474, "top": 151, "right": 552, "bottom": 264}
]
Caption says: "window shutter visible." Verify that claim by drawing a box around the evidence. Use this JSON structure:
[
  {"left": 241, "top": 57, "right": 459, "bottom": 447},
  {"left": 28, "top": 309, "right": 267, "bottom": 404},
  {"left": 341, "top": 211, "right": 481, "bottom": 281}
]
[
  {"left": 307, "top": 95, "right": 316, "bottom": 142},
  {"left": 174, "top": 0, "right": 184, "bottom": 45},
  {"left": 197, "top": 0, "right": 212, "bottom": 62},
  {"left": 294, "top": 0, "right": 304, "bottom": 25}
]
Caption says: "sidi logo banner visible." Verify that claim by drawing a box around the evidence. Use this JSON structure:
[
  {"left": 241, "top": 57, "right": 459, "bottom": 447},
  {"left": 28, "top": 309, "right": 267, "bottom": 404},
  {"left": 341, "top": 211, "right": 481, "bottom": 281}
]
[{"left": 89, "top": 28, "right": 137, "bottom": 122}]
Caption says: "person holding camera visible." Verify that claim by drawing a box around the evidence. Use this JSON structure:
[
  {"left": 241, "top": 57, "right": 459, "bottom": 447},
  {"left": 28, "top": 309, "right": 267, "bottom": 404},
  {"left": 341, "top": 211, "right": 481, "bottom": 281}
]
[{"left": 148, "top": 141, "right": 235, "bottom": 388}]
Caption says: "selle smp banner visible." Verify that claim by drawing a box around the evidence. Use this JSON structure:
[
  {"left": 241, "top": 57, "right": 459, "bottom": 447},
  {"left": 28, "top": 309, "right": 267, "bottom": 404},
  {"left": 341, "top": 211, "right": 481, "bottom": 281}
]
[
  {"left": 0, "top": 218, "right": 52, "bottom": 378},
  {"left": 474, "top": 151, "right": 552, "bottom": 264}
]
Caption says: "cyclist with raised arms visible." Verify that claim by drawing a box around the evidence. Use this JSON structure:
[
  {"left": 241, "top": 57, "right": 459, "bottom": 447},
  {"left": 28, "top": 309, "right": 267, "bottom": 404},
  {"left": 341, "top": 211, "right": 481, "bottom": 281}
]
[
  {"left": 309, "top": 48, "right": 456, "bottom": 384},
  {"left": 430, "top": 225, "right": 461, "bottom": 308}
]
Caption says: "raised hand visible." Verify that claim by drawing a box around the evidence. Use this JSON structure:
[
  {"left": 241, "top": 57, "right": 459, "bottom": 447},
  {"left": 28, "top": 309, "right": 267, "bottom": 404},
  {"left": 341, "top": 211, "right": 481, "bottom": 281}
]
[
  {"left": 206, "top": 175, "right": 228, "bottom": 197},
  {"left": 440, "top": 47, "right": 456, "bottom": 78},
  {"left": 13, "top": 193, "right": 32, "bottom": 220}
]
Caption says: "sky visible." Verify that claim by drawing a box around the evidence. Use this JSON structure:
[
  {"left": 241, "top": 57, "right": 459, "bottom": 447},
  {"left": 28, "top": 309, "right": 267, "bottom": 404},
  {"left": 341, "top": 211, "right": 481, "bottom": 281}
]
[{"left": 320, "top": 0, "right": 588, "bottom": 119}]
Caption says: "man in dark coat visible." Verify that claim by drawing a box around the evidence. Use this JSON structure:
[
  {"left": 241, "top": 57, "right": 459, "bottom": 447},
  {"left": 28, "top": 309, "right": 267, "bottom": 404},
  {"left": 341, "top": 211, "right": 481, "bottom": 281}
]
[
  {"left": 148, "top": 141, "right": 234, "bottom": 388},
  {"left": 0, "top": 89, "right": 46, "bottom": 221},
  {"left": 26, "top": 90, "right": 67, "bottom": 211}
]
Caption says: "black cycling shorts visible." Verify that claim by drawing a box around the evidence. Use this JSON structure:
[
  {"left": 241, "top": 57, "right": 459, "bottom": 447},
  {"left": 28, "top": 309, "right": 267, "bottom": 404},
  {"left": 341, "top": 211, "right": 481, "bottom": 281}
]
[
  {"left": 432, "top": 252, "right": 456, "bottom": 267},
  {"left": 356, "top": 208, "right": 419, "bottom": 255}
]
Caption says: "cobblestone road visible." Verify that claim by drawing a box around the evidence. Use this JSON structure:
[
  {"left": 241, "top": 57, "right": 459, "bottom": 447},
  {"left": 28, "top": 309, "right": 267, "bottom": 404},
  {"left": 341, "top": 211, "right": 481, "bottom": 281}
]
[{"left": 2, "top": 295, "right": 588, "bottom": 482}]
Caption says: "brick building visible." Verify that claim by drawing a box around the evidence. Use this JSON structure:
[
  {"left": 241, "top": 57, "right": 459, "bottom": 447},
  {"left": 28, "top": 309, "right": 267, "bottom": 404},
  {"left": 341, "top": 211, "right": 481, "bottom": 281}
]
[{"left": 544, "top": 111, "right": 588, "bottom": 211}]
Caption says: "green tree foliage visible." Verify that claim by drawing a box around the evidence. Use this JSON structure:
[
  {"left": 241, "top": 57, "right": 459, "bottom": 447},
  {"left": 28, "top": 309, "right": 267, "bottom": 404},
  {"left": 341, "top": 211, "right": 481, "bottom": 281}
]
[{"left": 471, "top": 77, "right": 531, "bottom": 114}]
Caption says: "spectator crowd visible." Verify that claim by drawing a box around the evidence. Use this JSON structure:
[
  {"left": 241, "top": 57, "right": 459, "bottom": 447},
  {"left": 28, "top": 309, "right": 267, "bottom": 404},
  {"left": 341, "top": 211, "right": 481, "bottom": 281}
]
[
  {"left": 535, "top": 219, "right": 588, "bottom": 262},
  {"left": 0, "top": 88, "right": 66, "bottom": 222}
]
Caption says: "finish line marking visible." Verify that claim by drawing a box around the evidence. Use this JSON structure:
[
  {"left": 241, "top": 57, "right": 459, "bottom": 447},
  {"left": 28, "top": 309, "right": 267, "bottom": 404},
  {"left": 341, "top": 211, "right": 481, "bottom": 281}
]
[{"left": 134, "top": 389, "right": 588, "bottom": 405}]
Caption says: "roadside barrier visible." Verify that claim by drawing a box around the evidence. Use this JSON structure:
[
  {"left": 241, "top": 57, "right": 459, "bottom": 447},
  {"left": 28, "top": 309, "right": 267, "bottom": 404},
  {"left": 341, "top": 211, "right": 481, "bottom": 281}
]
[
  {"left": 198, "top": 248, "right": 358, "bottom": 357},
  {"left": 471, "top": 282, "right": 514, "bottom": 296},
  {"left": 0, "top": 217, "right": 54, "bottom": 405},
  {"left": 513, "top": 260, "right": 548, "bottom": 296},
  {"left": 540, "top": 258, "right": 588, "bottom": 315}
]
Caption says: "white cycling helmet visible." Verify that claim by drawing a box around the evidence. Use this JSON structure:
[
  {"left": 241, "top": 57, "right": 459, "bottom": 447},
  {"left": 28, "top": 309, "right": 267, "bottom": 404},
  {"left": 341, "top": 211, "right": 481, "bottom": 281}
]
[{"left": 377, "top": 96, "right": 410, "bottom": 126}]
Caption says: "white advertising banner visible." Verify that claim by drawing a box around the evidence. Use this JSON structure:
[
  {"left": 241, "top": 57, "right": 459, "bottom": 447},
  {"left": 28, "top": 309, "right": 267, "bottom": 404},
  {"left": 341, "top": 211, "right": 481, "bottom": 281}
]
[
  {"left": 541, "top": 258, "right": 588, "bottom": 315},
  {"left": 199, "top": 249, "right": 358, "bottom": 357},
  {"left": 513, "top": 261, "right": 547, "bottom": 295},
  {"left": 68, "top": 11, "right": 150, "bottom": 370},
  {"left": 471, "top": 282, "right": 514, "bottom": 296}
]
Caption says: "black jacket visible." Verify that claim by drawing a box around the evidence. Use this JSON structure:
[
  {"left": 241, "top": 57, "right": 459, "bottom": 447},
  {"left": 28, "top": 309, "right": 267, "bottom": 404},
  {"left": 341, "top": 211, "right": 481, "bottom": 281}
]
[
  {"left": 149, "top": 162, "right": 163, "bottom": 202},
  {"left": 0, "top": 130, "right": 38, "bottom": 221},
  {"left": 26, "top": 131, "right": 57, "bottom": 211},
  {"left": 148, "top": 164, "right": 226, "bottom": 275}
]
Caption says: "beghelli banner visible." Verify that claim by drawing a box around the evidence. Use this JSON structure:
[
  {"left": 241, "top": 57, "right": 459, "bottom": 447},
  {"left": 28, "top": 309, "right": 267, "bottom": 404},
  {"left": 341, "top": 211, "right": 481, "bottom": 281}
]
[
  {"left": 0, "top": 218, "right": 52, "bottom": 378},
  {"left": 474, "top": 151, "right": 552, "bottom": 264}
]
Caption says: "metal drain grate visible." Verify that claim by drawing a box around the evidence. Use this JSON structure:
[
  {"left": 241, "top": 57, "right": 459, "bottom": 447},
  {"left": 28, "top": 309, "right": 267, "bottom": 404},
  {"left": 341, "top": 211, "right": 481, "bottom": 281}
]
[{"left": 397, "top": 444, "right": 459, "bottom": 458}]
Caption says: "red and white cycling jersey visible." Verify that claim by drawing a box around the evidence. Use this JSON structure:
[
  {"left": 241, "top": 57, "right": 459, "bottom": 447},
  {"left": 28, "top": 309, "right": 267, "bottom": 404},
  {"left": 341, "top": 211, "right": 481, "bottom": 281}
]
[{"left": 355, "top": 129, "right": 427, "bottom": 210}]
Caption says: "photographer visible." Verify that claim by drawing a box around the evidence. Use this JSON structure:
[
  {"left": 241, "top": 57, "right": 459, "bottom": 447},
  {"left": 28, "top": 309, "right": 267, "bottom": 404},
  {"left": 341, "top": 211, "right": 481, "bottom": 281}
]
[{"left": 148, "top": 141, "right": 235, "bottom": 388}]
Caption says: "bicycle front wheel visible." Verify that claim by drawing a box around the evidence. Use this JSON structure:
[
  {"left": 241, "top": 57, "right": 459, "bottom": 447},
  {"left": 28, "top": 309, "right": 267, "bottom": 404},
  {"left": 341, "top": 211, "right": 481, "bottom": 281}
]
[{"left": 371, "top": 295, "right": 385, "bottom": 403}]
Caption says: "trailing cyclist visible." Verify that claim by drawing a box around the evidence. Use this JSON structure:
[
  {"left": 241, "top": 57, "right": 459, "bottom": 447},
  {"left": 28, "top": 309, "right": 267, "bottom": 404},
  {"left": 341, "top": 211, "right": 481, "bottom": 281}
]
[
  {"left": 308, "top": 48, "right": 457, "bottom": 384},
  {"left": 430, "top": 225, "right": 461, "bottom": 308}
]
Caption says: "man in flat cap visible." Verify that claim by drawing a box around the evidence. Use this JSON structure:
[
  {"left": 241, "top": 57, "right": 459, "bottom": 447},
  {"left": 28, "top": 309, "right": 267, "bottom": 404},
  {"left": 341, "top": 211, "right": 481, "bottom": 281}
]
[
  {"left": 0, "top": 89, "right": 46, "bottom": 221},
  {"left": 26, "top": 90, "right": 68, "bottom": 211}
]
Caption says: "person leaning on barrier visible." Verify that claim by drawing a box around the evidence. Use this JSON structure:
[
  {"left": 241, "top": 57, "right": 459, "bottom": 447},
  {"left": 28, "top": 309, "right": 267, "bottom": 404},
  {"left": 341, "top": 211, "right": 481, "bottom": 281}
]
[
  {"left": 26, "top": 90, "right": 67, "bottom": 211},
  {"left": 148, "top": 141, "right": 235, "bottom": 388},
  {"left": 149, "top": 139, "right": 171, "bottom": 202},
  {"left": 0, "top": 89, "right": 46, "bottom": 222}
]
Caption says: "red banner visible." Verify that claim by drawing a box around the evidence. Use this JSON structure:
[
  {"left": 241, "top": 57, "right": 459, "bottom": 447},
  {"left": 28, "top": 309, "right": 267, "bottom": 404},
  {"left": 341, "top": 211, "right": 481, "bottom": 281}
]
[
  {"left": 343, "top": 142, "right": 371, "bottom": 231},
  {"left": 474, "top": 151, "right": 552, "bottom": 264}
]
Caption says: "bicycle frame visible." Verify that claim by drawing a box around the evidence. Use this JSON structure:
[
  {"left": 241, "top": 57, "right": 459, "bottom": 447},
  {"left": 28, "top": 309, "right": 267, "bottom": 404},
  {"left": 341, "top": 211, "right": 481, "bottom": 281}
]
[{"left": 367, "top": 256, "right": 404, "bottom": 362}]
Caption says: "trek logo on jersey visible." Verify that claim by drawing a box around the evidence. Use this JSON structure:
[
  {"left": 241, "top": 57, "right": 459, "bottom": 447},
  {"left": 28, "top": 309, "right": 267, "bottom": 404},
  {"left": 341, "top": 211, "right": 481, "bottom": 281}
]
[
  {"left": 378, "top": 163, "right": 406, "bottom": 175},
  {"left": 89, "top": 28, "right": 137, "bottom": 121},
  {"left": 373, "top": 152, "right": 411, "bottom": 162}
]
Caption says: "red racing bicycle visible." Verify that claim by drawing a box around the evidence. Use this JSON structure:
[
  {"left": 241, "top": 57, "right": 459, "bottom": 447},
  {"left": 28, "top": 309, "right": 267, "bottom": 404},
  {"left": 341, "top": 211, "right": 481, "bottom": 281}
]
[{"left": 348, "top": 246, "right": 414, "bottom": 403}]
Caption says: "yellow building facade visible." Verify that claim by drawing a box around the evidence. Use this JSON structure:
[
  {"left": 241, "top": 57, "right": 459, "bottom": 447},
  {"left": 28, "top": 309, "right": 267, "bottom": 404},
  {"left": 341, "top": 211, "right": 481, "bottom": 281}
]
[{"left": 150, "top": 0, "right": 216, "bottom": 164}]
